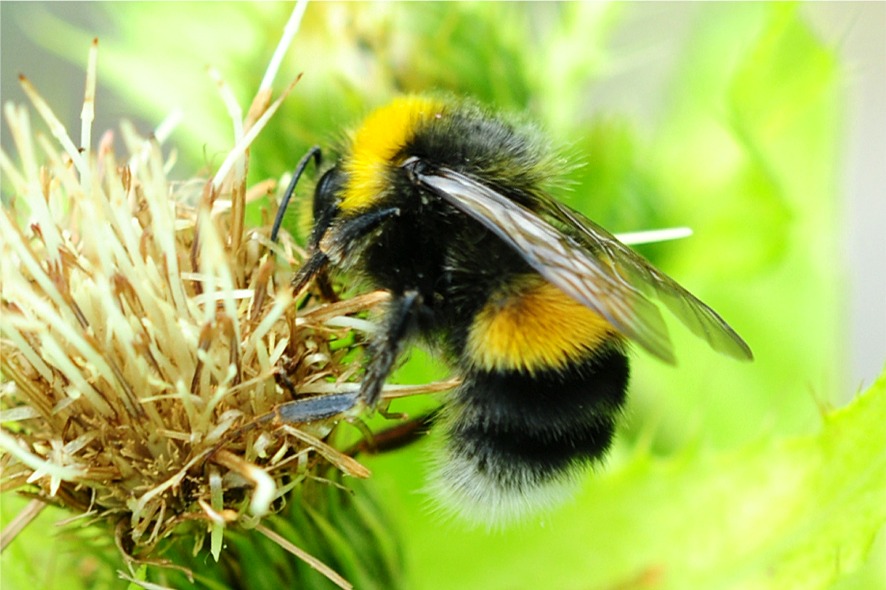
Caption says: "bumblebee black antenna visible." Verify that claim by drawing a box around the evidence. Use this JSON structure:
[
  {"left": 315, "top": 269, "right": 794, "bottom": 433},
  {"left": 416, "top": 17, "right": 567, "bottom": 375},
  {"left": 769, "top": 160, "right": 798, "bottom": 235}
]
[{"left": 270, "top": 146, "right": 322, "bottom": 243}]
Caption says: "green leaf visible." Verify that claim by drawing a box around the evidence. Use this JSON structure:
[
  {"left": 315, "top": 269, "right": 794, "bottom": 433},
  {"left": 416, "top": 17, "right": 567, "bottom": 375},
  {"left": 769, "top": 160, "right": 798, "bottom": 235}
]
[{"left": 371, "top": 367, "right": 886, "bottom": 590}]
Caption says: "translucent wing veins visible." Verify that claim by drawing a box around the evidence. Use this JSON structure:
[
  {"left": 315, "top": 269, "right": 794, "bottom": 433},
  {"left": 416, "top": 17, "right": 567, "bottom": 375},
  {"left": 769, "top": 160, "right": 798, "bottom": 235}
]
[{"left": 409, "top": 164, "right": 752, "bottom": 363}]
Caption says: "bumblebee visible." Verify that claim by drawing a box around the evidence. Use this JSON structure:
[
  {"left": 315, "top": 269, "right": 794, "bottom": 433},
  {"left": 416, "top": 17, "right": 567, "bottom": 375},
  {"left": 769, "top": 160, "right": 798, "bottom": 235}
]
[{"left": 285, "top": 96, "right": 752, "bottom": 523}]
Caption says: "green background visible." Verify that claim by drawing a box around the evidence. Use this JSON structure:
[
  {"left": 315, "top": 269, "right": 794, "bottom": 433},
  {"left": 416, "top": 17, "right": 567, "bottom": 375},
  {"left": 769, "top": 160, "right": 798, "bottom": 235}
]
[{"left": 2, "top": 3, "right": 884, "bottom": 589}]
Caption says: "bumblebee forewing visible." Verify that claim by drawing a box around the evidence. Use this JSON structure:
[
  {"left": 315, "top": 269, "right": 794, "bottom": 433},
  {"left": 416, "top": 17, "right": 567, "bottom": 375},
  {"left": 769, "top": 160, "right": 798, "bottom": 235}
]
[
  {"left": 413, "top": 166, "right": 679, "bottom": 364},
  {"left": 621, "top": 261, "right": 753, "bottom": 360},
  {"left": 414, "top": 165, "right": 752, "bottom": 363},
  {"left": 547, "top": 200, "right": 753, "bottom": 361}
]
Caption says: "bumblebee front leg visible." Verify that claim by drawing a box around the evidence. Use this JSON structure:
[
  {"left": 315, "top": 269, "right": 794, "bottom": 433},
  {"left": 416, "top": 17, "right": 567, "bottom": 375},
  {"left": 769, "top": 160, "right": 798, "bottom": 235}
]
[{"left": 359, "top": 290, "right": 422, "bottom": 411}]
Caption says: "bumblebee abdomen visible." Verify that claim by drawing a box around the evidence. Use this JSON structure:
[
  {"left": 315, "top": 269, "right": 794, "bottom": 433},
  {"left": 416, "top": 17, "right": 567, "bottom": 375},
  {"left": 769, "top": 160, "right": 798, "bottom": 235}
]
[
  {"left": 430, "top": 345, "right": 629, "bottom": 523},
  {"left": 425, "top": 273, "right": 630, "bottom": 523}
]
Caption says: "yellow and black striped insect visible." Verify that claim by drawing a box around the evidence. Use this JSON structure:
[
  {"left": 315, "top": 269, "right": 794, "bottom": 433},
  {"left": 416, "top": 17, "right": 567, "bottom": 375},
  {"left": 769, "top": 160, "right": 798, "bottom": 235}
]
[{"left": 279, "top": 96, "right": 752, "bottom": 523}]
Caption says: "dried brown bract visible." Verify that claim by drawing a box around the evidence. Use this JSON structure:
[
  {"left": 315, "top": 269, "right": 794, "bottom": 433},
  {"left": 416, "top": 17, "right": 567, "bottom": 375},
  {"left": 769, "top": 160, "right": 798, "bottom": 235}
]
[{"left": 0, "top": 28, "right": 383, "bottom": 589}]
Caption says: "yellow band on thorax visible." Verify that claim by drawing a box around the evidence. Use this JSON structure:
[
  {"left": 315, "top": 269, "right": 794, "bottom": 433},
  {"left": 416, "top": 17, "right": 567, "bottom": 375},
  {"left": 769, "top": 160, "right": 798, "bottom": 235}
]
[{"left": 340, "top": 96, "right": 445, "bottom": 213}]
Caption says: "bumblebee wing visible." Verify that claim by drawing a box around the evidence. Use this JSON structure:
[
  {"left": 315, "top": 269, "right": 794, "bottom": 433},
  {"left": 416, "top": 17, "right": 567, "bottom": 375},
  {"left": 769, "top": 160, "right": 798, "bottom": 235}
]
[
  {"left": 413, "top": 165, "right": 752, "bottom": 363},
  {"left": 544, "top": 198, "right": 753, "bottom": 361}
]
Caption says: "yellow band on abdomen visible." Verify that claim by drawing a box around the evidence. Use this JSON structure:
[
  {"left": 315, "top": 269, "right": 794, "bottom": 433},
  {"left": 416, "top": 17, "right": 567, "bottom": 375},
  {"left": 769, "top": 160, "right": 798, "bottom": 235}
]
[{"left": 467, "top": 278, "right": 618, "bottom": 374}]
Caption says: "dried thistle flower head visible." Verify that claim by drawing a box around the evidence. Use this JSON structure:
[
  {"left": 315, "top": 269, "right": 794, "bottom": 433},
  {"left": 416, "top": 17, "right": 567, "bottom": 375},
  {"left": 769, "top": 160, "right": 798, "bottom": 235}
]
[{"left": 0, "top": 34, "right": 383, "bottom": 589}]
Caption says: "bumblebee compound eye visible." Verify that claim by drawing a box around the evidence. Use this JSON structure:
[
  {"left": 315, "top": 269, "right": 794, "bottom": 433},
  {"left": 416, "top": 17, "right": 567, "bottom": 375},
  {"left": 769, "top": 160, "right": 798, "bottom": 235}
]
[
  {"left": 303, "top": 164, "right": 346, "bottom": 248},
  {"left": 314, "top": 166, "right": 344, "bottom": 219}
]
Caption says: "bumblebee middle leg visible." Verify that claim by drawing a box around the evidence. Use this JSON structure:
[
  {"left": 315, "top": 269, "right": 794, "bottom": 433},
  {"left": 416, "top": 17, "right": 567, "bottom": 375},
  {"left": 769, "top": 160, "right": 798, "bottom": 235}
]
[{"left": 359, "top": 290, "right": 422, "bottom": 410}]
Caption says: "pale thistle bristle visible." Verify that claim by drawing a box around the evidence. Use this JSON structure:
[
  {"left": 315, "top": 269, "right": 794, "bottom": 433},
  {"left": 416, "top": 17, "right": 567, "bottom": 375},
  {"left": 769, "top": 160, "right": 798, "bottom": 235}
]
[{"left": 0, "top": 29, "right": 382, "bottom": 589}]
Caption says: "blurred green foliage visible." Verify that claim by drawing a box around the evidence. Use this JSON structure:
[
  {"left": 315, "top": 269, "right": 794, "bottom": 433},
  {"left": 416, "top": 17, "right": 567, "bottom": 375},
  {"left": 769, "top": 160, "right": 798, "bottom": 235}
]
[{"left": 3, "top": 2, "right": 883, "bottom": 589}]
